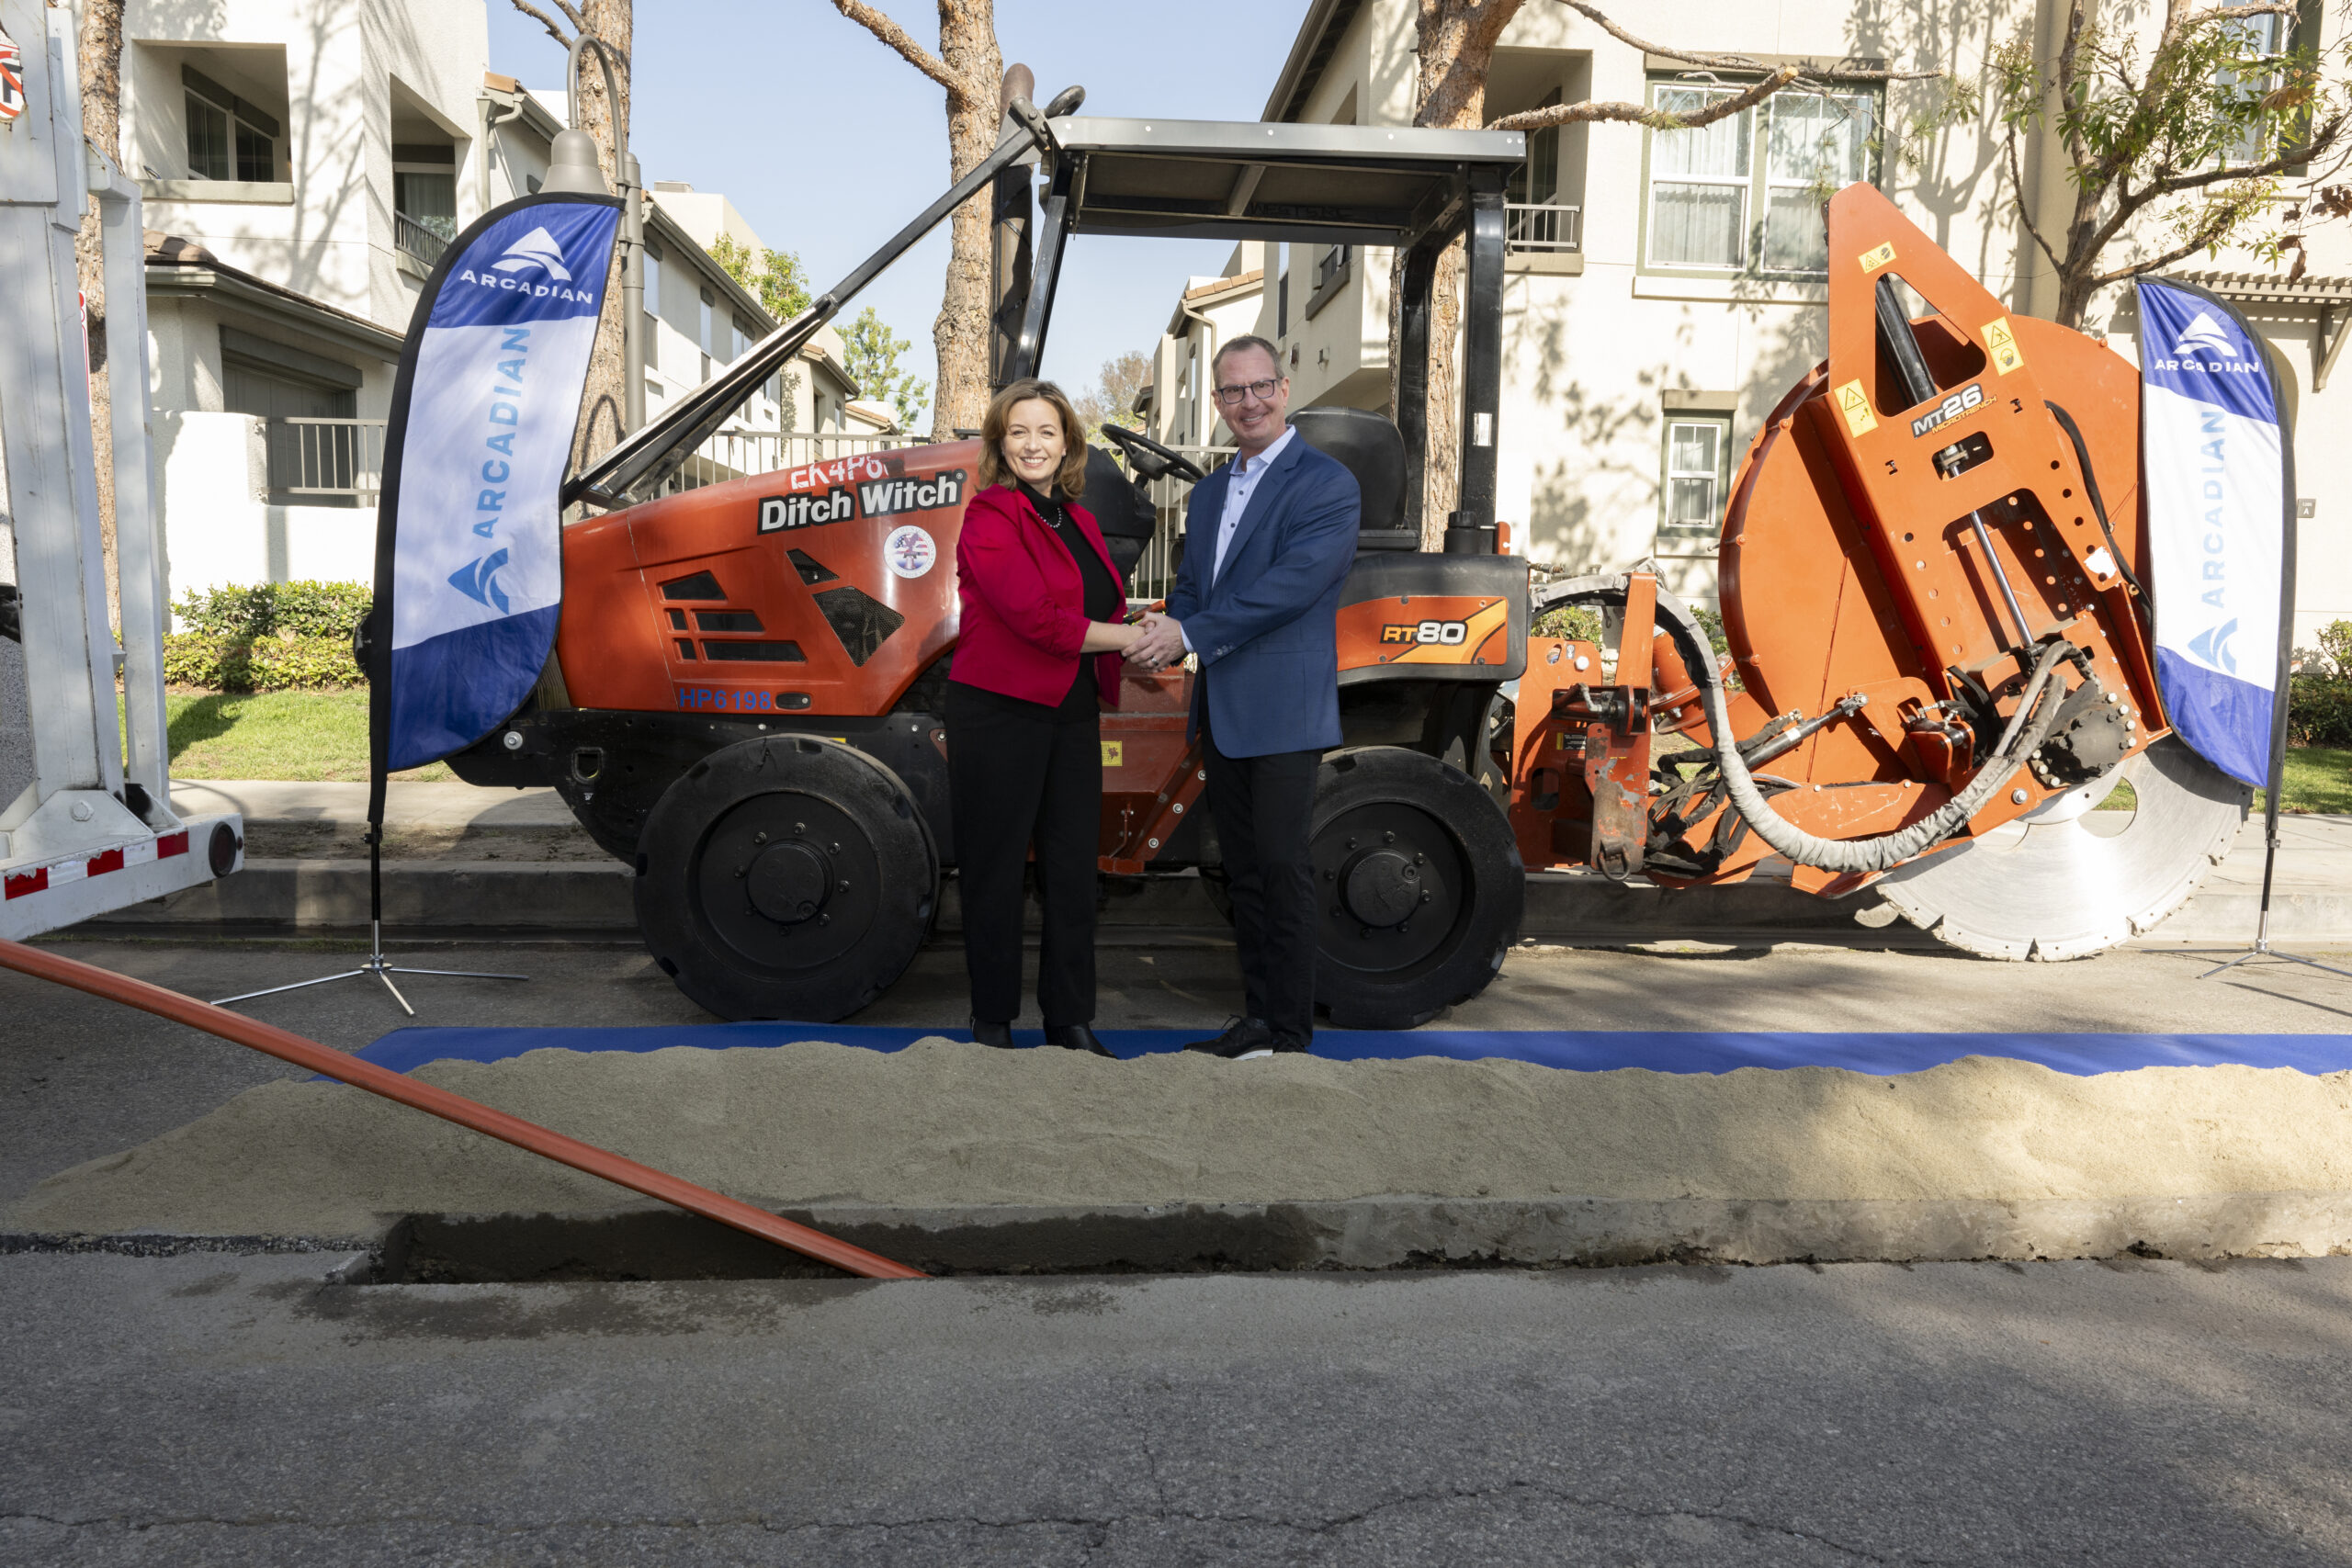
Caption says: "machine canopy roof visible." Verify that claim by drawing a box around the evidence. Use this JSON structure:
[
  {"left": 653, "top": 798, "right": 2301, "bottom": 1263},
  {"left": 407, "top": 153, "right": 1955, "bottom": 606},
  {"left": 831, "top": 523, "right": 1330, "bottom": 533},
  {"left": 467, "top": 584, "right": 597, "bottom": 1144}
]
[{"left": 1050, "top": 117, "right": 1530, "bottom": 248}]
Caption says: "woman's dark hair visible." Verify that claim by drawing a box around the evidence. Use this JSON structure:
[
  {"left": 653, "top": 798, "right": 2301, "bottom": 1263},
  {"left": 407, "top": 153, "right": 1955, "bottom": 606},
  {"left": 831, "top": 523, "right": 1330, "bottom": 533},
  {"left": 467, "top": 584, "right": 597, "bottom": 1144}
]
[{"left": 978, "top": 378, "right": 1091, "bottom": 499}]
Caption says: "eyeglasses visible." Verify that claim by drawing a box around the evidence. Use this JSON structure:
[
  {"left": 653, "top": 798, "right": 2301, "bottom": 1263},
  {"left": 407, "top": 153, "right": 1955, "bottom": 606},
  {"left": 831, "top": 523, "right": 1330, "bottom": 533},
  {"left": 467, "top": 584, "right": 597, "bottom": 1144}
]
[{"left": 1212, "top": 377, "right": 1282, "bottom": 407}]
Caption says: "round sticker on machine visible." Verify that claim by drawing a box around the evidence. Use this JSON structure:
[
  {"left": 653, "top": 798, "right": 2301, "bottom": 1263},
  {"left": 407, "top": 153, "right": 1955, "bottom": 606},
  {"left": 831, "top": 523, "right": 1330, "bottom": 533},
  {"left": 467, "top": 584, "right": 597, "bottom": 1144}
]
[{"left": 885, "top": 525, "right": 936, "bottom": 579}]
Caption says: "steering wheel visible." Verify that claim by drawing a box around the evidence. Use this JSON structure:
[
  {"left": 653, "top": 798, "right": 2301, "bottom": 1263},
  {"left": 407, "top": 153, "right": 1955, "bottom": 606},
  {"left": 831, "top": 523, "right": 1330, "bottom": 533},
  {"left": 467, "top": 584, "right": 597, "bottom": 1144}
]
[{"left": 1100, "top": 423, "right": 1206, "bottom": 484}]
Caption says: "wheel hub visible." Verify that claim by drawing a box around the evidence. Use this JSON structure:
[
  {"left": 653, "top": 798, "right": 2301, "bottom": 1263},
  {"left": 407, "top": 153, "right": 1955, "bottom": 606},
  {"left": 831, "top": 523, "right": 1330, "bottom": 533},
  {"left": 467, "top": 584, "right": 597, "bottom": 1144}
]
[
  {"left": 746, "top": 840, "right": 832, "bottom": 924},
  {"left": 1341, "top": 849, "right": 1421, "bottom": 927}
]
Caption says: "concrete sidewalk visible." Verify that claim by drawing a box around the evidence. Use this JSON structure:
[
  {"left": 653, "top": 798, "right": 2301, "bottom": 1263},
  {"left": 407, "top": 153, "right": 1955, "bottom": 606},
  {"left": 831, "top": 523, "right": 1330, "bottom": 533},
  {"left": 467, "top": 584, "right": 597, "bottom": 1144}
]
[{"left": 96, "top": 779, "right": 2352, "bottom": 946}]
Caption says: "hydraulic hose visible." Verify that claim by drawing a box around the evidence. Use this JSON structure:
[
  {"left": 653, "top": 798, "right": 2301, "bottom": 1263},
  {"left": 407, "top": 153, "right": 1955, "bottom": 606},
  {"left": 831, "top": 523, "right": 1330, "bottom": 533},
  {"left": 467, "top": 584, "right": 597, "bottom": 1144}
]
[{"left": 1537, "top": 575, "right": 2077, "bottom": 877}]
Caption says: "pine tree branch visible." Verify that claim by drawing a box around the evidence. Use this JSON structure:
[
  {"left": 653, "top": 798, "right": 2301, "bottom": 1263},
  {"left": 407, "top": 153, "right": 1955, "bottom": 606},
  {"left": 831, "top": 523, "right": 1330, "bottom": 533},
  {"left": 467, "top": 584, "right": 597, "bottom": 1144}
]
[
  {"left": 507, "top": 0, "right": 572, "bottom": 48},
  {"left": 1548, "top": 1, "right": 1943, "bottom": 82},
  {"left": 1490, "top": 65, "right": 1802, "bottom": 131},
  {"left": 829, "top": 0, "right": 961, "bottom": 98}
]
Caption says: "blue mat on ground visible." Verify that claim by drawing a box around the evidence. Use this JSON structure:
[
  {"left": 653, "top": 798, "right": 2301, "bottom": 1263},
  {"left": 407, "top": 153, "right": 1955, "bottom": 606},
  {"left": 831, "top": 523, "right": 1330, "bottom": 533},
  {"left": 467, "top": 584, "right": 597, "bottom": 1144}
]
[{"left": 351, "top": 1024, "right": 2352, "bottom": 1078}]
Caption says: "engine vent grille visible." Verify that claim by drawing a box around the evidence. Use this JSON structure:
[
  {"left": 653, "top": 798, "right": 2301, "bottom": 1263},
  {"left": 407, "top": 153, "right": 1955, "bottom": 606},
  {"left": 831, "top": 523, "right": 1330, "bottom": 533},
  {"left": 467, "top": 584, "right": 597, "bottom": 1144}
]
[
  {"left": 661, "top": 570, "right": 724, "bottom": 601},
  {"left": 788, "top": 549, "right": 840, "bottom": 586},
  {"left": 702, "top": 640, "right": 806, "bottom": 663}
]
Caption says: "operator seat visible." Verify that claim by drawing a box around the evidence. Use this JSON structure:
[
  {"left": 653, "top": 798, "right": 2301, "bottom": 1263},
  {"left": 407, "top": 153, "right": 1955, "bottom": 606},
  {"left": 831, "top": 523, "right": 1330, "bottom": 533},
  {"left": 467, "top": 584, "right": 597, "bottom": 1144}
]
[
  {"left": 1073, "top": 444, "right": 1156, "bottom": 580},
  {"left": 1288, "top": 406, "right": 1413, "bottom": 551}
]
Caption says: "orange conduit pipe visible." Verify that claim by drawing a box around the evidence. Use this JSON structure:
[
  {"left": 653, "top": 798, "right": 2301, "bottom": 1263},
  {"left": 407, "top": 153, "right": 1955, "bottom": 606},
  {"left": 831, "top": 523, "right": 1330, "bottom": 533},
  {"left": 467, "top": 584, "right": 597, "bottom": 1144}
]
[{"left": 0, "top": 939, "right": 925, "bottom": 1281}]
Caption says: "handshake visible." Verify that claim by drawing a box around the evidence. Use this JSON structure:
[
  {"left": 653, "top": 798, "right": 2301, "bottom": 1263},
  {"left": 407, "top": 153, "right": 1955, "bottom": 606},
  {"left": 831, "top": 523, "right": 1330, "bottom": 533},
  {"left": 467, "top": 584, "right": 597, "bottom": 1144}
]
[{"left": 1121, "top": 611, "right": 1187, "bottom": 674}]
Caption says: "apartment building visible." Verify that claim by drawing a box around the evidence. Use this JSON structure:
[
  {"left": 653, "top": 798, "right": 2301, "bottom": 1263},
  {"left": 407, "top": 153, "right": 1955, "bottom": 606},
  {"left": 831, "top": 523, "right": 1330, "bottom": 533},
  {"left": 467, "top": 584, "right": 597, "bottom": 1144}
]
[
  {"left": 1146, "top": 0, "right": 2349, "bottom": 643},
  {"left": 117, "top": 0, "right": 879, "bottom": 604}
]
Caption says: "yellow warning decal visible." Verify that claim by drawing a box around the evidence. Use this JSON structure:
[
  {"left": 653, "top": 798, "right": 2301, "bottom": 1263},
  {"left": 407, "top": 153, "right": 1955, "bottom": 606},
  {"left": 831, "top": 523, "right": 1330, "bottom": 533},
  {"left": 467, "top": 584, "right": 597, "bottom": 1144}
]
[
  {"left": 1858, "top": 241, "right": 1896, "bottom": 273},
  {"left": 1983, "top": 317, "right": 2025, "bottom": 375},
  {"left": 1834, "top": 379, "right": 1878, "bottom": 436},
  {"left": 1102, "top": 740, "right": 1124, "bottom": 766}
]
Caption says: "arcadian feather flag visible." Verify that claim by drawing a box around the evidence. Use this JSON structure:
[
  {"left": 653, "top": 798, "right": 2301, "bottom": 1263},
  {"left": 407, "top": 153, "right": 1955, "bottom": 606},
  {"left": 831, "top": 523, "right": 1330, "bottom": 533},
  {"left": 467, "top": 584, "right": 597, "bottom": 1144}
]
[
  {"left": 367, "top": 193, "right": 622, "bottom": 795},
  {"left": 2133, "top": 277, "right": 2294, "bottom": 789}
]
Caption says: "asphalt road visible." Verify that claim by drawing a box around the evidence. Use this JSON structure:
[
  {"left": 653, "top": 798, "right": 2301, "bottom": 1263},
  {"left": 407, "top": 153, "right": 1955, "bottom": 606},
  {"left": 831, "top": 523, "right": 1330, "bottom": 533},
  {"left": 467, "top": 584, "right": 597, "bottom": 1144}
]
[
  {"left": 6, "top": 1249, "right": 2351, "bottom": 1565},
  {"left": 8, "top": 933, "right": 2352, "bottom": 1565}
]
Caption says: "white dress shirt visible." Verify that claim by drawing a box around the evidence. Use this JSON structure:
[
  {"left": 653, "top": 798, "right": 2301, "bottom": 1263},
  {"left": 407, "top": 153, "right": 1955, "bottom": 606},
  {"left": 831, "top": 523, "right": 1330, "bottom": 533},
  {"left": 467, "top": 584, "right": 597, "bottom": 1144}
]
[{"left": 1210, "top": 422, "right": 1297, "bottom": 583}]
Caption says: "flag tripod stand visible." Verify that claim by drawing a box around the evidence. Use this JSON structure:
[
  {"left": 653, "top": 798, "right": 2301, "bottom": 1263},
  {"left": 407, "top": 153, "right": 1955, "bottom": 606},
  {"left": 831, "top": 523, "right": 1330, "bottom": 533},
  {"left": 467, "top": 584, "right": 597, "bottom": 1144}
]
[
  {"left": 212, "top": 833, "right": 527, "bottom": 1016},
  {"left": 2186, "top": 781, "right": 2351, "bottom": 986}
]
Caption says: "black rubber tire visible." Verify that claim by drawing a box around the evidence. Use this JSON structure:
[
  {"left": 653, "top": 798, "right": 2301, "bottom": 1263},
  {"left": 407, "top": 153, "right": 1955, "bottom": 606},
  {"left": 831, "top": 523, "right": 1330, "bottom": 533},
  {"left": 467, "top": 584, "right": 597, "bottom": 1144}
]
[
  {"left": 1310, "top": 746, "right": 1523, "bottom": 1029},
  {"left": 633, "top": 736, "right": 938, "bottom": 1021}
]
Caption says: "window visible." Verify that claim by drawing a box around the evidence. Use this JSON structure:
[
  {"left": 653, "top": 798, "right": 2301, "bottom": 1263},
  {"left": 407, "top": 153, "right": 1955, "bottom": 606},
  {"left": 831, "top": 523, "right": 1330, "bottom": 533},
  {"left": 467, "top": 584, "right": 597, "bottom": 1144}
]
[
  {"left": 1645, "top": 80, "right": 1877, "bottom": 274},
  {"left": 1660, "top": 415, "right": 1732, "bottom": 536},
  {"left": 183, "top": 65, "right": 277, "bottom": 182},
  {"left": 2216, "top": 11, "right": 2289, "bottom": 165},
  {"left": 392, "top": 145, "right": 457, "bottom": 264},
  {"left": 1762, "top": 91, "right": 1873, "bottom": 272}
]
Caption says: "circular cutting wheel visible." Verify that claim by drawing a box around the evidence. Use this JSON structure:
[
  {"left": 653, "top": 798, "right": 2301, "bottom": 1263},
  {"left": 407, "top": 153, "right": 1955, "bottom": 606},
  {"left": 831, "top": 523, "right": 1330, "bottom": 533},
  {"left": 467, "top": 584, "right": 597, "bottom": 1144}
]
[{"left": 1870, "top": 736, "right": 2247, "bottom": 961}]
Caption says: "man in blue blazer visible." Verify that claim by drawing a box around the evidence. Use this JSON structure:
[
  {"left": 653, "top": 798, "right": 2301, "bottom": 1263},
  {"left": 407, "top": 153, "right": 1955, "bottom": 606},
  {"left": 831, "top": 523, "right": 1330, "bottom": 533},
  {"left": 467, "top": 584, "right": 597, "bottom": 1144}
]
[{"left": 1129, "top": 336, "right": 1361, "bottom": 1057}]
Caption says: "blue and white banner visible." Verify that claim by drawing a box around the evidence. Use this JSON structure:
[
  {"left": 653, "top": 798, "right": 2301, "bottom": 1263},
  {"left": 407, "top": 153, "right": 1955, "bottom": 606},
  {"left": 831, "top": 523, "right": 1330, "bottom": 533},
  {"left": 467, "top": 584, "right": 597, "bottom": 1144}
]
[
  {"left": 369, "top": 194, "right": 622, "bottom": 775},
  {"left": 2135, "top": 278, "right": 2291, "bottom": 789}
]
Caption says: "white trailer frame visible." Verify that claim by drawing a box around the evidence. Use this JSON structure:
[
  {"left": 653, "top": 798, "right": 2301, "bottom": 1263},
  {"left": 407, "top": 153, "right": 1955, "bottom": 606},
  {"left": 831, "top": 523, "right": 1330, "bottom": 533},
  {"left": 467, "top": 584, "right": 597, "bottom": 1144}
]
[{"left": 0, "top": 2, "right": 240, "bottom": 939}]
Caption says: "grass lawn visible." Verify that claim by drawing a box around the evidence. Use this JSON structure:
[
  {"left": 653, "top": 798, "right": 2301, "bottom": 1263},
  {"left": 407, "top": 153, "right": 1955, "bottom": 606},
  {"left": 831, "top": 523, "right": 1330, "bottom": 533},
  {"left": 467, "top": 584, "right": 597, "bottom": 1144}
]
[{"left": 157, "top": 691, "right": 452, "bottom": 783}]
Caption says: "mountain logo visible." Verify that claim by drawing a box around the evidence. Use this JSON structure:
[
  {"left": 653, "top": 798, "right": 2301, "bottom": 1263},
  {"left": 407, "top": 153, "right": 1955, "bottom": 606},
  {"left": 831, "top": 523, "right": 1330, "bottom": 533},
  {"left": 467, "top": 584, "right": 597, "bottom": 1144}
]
[
  {"left": 490, "top": 227, "right": 571, "bottom": 283},
  {"left": 2173, "top": 311, "right": 2235, "bottom": 358},
  {"left": 448, "top": 548, "right": 513, "bottom": 615},
  {"left": 2188, "top": 616, "right": 2238, "bottom": 675}
]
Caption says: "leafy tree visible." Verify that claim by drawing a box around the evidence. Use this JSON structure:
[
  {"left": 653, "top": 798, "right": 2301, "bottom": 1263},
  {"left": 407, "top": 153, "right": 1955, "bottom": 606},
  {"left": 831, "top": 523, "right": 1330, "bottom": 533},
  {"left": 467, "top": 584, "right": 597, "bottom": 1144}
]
[
  {"left": 1075, "top": 351, "right": 1153, "bottom": 445},
  {"left": 707, "top": 234, "right": 813, "bottom": 323},
  {"left": 1988, "top": 0, "right": 2352, "bottom": 328},
  {"left": 841, "top": 305, "right": 932, "bottom": 430}
]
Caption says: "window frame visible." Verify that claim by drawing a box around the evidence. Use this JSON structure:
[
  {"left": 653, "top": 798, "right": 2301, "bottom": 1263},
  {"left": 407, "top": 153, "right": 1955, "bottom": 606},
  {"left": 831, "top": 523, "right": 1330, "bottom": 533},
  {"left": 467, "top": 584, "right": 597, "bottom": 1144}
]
[
  {"left": 1657, "top": 412, "right": 1734, "bottom": 539},
  {"left": 182, "top": 64, "right": 280, "bottom": 184},
  {"left": 1639, "top": 75, "right": 1883, "bottom": 279}
]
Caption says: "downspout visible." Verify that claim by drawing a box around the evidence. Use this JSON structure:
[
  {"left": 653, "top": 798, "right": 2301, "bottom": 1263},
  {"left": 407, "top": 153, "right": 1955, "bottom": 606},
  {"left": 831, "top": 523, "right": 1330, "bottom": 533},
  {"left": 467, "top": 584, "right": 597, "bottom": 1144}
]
[{"left": 1178, "top": 298, "right": 1216, "bottom": 446}]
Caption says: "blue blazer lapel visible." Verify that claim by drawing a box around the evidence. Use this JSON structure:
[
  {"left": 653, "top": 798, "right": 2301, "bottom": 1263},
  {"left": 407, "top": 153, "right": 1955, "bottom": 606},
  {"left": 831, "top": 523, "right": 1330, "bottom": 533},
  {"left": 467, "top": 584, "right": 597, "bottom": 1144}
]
[{"left": 1210, "top": 434, "right": 1307, "bottom": 598}]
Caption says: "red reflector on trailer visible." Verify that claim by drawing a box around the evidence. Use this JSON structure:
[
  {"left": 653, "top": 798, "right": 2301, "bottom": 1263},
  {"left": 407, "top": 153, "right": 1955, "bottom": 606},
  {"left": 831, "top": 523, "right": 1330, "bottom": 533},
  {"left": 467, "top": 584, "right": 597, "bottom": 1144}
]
[
  {"left": 157, "top": 831, "right": 188, "bottom": 859},
  {"left": 85, "top": 848, "right": 124, "bottom": 876},
  {"left": 5, "top": 869, "right": 49, "bottom": 899}
]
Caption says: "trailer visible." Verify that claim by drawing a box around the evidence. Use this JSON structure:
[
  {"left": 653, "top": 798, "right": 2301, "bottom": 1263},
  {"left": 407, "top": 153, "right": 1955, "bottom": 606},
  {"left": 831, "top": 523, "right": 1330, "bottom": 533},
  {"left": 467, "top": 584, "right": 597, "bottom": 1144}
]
[{"left": 0, "top": 2, "right": 242, "bottom": 940}]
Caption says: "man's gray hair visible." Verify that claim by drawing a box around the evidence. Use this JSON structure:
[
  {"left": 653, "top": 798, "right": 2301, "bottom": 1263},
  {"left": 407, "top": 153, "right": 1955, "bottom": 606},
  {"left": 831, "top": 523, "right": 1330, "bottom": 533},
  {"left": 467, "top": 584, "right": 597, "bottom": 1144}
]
[{"left": 1211, "top": 334, "right": 1283, "bottom": 380}]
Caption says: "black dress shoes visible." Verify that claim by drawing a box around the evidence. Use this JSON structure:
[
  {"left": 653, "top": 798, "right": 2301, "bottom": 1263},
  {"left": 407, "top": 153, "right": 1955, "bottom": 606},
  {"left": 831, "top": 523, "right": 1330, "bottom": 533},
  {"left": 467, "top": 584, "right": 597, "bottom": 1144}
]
[
  {"left": 1181, "top": 1017, "right": 1306, "bottom": 1061},
  {"left": 1044, "top": 1024, "right": 1115, "bottom": 1057},
  {"left": 971, "top": 1021, "right": 1017, "bottom": 1049}
]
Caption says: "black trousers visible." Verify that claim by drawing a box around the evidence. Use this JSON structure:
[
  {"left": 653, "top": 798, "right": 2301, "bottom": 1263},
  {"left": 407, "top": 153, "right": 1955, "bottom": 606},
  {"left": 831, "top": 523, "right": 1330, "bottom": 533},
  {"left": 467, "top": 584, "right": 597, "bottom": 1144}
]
[
  {"left": 945, "top": 682, "right": 1101, "bottom": 1027},
  {"left": 1202, "top": 681, "right": 1320, "bottom": 1046}
]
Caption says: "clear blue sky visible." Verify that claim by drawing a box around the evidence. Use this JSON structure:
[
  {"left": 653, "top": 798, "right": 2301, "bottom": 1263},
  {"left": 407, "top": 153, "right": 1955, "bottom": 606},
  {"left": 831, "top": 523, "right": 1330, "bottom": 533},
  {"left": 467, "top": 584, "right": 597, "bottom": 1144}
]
[{"left": 486, "top": 0, "right": 1310, "bottom": 423}]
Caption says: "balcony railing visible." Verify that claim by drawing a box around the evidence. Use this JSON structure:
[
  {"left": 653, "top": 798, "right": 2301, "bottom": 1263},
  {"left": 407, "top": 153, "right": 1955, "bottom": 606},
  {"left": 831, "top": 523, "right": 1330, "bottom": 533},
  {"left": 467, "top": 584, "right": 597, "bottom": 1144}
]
[
  {"left": 395, "top": 210, "right": 453, "bottom": 267},
  {"left": 1506, "top": 201, "right": 1582, "bottom": 254},
  {"left": 264, "top": 417, "right": 387, "bottom": 504}
]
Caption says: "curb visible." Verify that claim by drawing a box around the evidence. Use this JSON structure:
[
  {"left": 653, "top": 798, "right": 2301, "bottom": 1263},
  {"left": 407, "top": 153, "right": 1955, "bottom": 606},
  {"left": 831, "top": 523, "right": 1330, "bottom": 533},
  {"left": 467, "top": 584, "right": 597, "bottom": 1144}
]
[
  {"left": 16, "top": 1190, "right": 2352, "bottom": 1275},
  {"left": 78, "top": 856, "right": 2352, "bottom": 946}
]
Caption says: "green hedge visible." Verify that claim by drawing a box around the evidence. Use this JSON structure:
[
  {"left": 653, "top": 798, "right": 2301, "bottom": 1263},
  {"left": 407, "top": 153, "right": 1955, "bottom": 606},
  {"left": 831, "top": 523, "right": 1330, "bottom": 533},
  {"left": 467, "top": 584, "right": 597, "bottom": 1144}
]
[
  {"left": 2291, "top": 621, "right": 2352, "bottom": 749},
  {"left": 166, "top": 581, "right": 368, "bottom": 691},
  {"left": 172, "top": 579, "right": 371, "bottom": 640}
]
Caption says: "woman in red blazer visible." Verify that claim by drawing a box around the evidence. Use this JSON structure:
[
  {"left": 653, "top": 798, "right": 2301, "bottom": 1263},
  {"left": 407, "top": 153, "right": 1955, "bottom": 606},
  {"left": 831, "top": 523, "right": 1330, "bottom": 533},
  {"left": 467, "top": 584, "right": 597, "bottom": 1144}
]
[{"left": 947, "top": 378, "right": 1144, "bottom": 1055}]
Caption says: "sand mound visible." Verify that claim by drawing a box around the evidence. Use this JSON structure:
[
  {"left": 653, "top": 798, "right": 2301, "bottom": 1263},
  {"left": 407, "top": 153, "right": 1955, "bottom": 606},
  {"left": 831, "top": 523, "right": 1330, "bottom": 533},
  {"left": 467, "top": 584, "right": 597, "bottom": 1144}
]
[{"left": 14, "top": 1041, "right": 2352, "bottom": 1241}]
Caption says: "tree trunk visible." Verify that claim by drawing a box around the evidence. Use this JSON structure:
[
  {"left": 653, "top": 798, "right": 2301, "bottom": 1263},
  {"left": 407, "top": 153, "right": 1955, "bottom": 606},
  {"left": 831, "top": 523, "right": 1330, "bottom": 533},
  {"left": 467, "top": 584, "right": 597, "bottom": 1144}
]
[
  {"left": 1390, "top": 0, "right": 1519, "bottom": 548},
  {"left": 569, "top": 1, "right": 633, "bottom": 483},
  {"left": 77, "top": 0, "right": 125, "bottom": 630},
  {"left": 929, "top": 0, "right": 1001, "bottom": 441}
]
